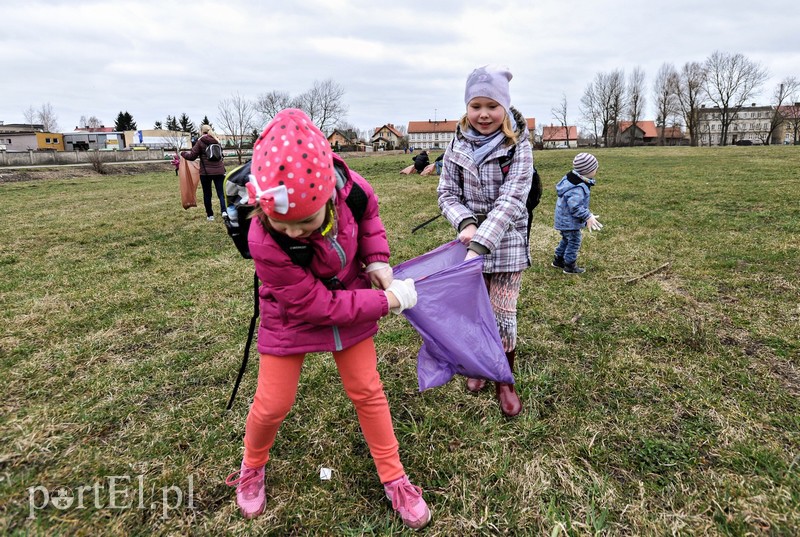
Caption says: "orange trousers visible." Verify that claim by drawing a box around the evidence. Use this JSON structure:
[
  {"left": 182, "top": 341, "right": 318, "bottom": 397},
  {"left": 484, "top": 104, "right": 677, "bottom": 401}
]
[{"left": 242, "top": 337, "right": 405, "bottom": 484}]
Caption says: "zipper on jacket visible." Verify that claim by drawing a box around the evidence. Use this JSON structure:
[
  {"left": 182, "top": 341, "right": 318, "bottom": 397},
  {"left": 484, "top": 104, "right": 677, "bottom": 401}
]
[
  {"left": 328, "top": 235, "right": 347, "bottom": 270},
  {"left": 332, "top": 325, "right": 343, "bottom": 351}
]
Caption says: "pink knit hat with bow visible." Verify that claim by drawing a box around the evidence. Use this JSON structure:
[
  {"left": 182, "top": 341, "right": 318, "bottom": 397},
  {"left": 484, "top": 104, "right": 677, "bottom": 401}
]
[{"left": 247, "top": 109, "right": 335, "bottom": 221}]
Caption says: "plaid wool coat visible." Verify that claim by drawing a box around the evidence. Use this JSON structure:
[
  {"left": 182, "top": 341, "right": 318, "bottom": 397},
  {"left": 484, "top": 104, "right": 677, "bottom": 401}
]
[{"left": 437, "top": 107, "right": 533, "bottom": 273}]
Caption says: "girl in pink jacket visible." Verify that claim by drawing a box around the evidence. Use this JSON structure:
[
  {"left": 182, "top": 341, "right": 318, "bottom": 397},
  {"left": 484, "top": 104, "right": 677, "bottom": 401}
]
[{"left": 224, "top": 109, "right": 431, "bottom": 530}]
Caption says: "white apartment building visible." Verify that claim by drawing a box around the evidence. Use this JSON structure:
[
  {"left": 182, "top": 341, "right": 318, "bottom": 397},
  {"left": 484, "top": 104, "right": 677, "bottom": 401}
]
[{"left": 695, "top": 103, "right": 778, "bottom": 146}]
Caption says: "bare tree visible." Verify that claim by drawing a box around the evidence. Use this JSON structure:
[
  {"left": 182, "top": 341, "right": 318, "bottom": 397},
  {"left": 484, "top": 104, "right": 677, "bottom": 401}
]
[
  {"left": 589, "top": 70, "right": 626, "bottom": 147},
  {"left": 77, "top": 114, "right": 105, "bottom": 129},
  {"left": 676, "top": 61, "right": 706, "bottom": 146},
  {"left": 653, "top": 63, "right": 680, "bottom": 145},
  {"left": 254, "top": 90, "right": 292, "bottom": 127},
  {"left": 766, "top": 77, "right": 799, "bottom": 145},
  {"left": 217, "top": 92, "right": 257, "bottom": 164},
  {"left": 703, "top": 51, "right": 769, "bottom": 146},
  {"left": 626, "top": 67, "right": 646, "bottom": 146},
  {"left": 23, "top": 105, "right": 37, "bottom": 129},
  {"left": 292, "top": 79, "right": 348, "bottom": 134},
  {"left": 159, "top": 129, "right": 190, "bottom": 152},
  {"left": 37, "top": 102, "right": 59, "bottom": 132},
  {"left": 580, "top": 82, "right": 601, "bottom": 147},
  {"left": 551, "top": 93, "right": 570, "bottom": 146}
]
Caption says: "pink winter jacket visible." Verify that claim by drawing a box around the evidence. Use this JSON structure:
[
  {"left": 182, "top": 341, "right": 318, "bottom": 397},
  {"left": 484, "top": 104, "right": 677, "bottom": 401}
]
[{"left": 248, "top": 156, "right": 391, "bottom": 356}]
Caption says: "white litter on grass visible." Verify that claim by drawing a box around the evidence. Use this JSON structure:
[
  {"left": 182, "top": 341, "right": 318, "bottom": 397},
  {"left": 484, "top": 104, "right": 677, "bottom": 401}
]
[{"left": 320, "top": 467, "right": 332, "bottom": 481}]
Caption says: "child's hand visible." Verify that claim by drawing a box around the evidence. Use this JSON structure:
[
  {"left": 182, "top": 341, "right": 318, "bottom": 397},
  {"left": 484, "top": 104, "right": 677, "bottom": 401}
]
[
  {"left": 586, "top": 214, "right": 603, "bottom": 232},
  {"left": 385, "top": 278, "right": 417, "bottom": 314},
  {"left": 458, "top": 223, "right": 478, "bottom": 245},
  {"left": 366, "top": 262, "right": 393, "bottom": 290}
]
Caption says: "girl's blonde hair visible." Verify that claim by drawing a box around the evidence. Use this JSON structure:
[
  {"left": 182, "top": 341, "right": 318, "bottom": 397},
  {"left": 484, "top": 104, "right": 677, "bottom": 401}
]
[
  {"left": 459, "top": 113, "right": 517, "bottom": 146},
  {"left": 201, "top": 124, "right": 219, "bottom": 141},
  {"left": 250, "top": 198, "right": 336, "bottom": 235}
]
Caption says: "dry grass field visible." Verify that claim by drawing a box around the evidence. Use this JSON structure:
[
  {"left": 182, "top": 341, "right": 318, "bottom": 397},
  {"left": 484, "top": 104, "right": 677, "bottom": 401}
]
[{"left": 1, "top": 145, "right": 798, "bottom": 535}]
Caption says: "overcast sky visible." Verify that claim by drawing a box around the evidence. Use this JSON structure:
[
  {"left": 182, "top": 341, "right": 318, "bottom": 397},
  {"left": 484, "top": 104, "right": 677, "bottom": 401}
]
[{"left": 2, "top": 0, "right": 798, "bottom": 135}]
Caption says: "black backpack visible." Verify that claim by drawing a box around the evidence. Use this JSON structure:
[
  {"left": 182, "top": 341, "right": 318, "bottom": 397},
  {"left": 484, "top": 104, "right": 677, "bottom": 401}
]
[
  {"left": 223, "top": 158, "right": 368, "bottom": 410},
  {"left": 205, "top": 142, "right": 223, "bottom": 162},
  {"left": 222, "top": 159, "right": 367, "bottom": 263},
  {"left": 497, "top": 145, "right": 543, "bottom": 244}
]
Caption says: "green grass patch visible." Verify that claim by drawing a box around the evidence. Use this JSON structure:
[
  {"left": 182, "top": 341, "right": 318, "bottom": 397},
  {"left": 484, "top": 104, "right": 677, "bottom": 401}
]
[{"left": 1, "top": 146, "right": 799, "bottom": 535}]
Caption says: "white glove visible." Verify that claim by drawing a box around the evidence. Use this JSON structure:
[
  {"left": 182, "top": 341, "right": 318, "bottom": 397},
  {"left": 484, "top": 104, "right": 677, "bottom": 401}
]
[
  {"left": 365, "top": 262, "right": 393, "bottom": 290},
  {"left": 586, "top": 214, "right": 603, "bottom": 232},
  {"left": 385, "top": 278, "right": 417, "bottom": 314}
]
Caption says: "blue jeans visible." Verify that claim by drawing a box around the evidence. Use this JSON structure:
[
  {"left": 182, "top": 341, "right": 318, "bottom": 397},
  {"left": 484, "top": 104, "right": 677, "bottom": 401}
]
[
  {"left": 435, "top": 160, "right": 443, "bottom": 175},
  {"left": 554, "top": 229, "right": 582, "bottom": 264}
]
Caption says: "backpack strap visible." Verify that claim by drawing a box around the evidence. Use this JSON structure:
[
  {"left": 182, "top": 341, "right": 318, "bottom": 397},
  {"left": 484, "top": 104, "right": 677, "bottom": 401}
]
[
  {"left": 498, "top": 145, "right": 517, "bottom": 177},
  {"left": 334, "top": 159, "right": 367, "bottom": 223},
  {"left": 267, "top": 160, "right": 368, "bottom": 270}
]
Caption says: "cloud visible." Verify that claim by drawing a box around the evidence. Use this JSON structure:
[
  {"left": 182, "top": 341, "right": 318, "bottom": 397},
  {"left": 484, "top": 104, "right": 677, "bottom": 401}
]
[{"left": 1, "top": 0, "right": 798, "bottom": 134}]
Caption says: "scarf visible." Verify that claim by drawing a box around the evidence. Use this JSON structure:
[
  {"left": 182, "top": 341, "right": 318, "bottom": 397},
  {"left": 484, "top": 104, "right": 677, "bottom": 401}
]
[{"left": 461, "top": 127, "right": 506, "bottom": 166}]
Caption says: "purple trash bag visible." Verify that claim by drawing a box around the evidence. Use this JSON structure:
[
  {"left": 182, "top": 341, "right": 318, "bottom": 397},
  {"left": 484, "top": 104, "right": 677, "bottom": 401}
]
[{"left": 393, "top": 240, "right": 514, "bottom": 391}]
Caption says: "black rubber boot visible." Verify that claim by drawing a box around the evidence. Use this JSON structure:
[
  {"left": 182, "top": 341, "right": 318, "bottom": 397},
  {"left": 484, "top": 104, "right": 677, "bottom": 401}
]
[{"left": 563, "top": 262, "right": 585, "bottom": 274}]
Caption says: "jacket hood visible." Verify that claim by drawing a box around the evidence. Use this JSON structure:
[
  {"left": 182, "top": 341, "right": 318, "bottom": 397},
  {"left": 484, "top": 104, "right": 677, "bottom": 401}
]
[{"left": 556, "top": 173, "right": 588, "bottom": 197}]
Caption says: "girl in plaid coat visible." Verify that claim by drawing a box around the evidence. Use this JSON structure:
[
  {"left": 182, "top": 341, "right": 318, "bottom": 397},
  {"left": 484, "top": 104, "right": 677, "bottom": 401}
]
[{"left": 437, "top": 65, "right": 533, "bottom": 417}]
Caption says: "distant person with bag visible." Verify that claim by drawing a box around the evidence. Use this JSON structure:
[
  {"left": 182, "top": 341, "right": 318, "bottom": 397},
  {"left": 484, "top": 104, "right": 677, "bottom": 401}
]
[
  {"left": 224, "top": 109, "right": 431, "bottom": 530},
  {"left": 182, "top": 124, "right": 226, "bottom": 221},
  {"left": 437, "top": 65, "right": 534, "bottom": 417}
]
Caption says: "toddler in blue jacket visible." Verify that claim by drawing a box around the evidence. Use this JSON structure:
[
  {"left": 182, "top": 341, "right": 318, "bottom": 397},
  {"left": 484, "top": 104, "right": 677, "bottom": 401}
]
[{"left": 552, "top": 153, "right": 603, "bottom": 274}]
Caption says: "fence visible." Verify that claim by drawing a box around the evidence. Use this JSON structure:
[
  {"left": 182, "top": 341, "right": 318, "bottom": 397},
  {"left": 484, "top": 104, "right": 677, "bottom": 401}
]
[{"left": 0, "top": 149, "right": 169, "bottom": 167}]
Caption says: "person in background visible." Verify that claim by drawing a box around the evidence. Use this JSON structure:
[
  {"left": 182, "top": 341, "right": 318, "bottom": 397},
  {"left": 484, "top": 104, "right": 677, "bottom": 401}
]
[
  {"left": 434, "top": 153, "right": 444, "bottom": 175},
  {"left": 181, "top": 124, "right": 226, "bottom": 221},
  {"left": 224, "top": 109, "right": 431, "bottom": 530},
  {"left": 552, "top": 152, "right": 603, "bottom": 274},
  {"left": 171, "top": 153, "right": 180, "bottom": 175},
  {"left": 437, "top": 65, "right": 533, "bottom": 417},
  {"left": 412, "top": 150, "right": 430, "bottom": 173}
]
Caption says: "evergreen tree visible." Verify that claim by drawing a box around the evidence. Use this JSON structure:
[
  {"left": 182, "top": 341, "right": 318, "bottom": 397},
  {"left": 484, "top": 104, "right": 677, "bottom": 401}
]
[
  {"left": 178, "top": 113, "right": 197, "bottom": 136},
  {"left": 114, "top": 111, "right": 137, "bottom": 131},
  {"left": 166, "top": 115, "right": 179, "bottom": 132},
  {"left": 201, "top": 115, "right": 213, "bottom": 129},
  {"left": 154, "top": 121, "right": 163, "bottom": 130}
]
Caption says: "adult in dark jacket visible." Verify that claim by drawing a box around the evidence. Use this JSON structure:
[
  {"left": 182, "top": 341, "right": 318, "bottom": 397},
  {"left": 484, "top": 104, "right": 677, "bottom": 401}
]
[
  {"left": 412, "top": 150, "right": 429, "bottom": 173},
  {"left": 182, "top": 124, "right": 227, "bottom": 221}
]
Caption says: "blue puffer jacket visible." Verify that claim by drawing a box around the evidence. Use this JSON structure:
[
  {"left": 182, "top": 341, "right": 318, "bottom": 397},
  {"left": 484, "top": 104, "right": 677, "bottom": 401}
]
[{"left": 554, "top": 171, "right": 592, "bottom": 230}]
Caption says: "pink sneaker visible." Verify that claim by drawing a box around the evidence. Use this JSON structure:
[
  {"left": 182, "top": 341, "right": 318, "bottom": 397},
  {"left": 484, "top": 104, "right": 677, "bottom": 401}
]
[
  {"left": 383, "top": 475, "right": 432, "bottom": 530},
  {"left": 225, "top": 462, "right": 266, "bottom": 519}
]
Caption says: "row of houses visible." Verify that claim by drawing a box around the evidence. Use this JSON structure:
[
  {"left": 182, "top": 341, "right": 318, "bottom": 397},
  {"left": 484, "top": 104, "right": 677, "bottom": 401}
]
[
  {"left": 5, "top": 101, "right": 798, "bottom": 154},
  {"left": 358, "top": 102, "right": 798, "bottom": 150},
  {"left": 329, "top": 118, "right": 540, "bottom": 152},
  {"left": 330, "top": 117, "right": 681, "bottom": 151}
]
